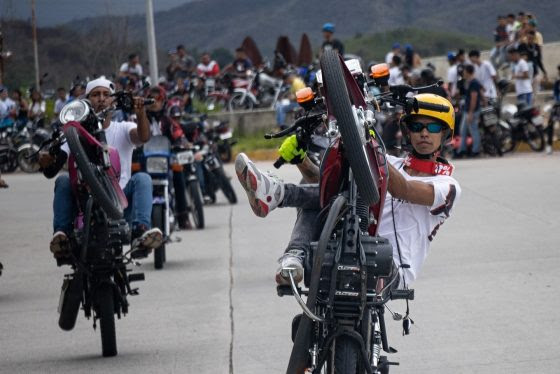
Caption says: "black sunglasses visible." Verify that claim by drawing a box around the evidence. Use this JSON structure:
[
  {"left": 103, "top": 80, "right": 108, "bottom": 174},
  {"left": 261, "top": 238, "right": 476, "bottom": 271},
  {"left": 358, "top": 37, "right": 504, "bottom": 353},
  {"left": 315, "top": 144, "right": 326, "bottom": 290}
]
[{"left": 407, "top": 121, "right": 444, "bottom": 133}]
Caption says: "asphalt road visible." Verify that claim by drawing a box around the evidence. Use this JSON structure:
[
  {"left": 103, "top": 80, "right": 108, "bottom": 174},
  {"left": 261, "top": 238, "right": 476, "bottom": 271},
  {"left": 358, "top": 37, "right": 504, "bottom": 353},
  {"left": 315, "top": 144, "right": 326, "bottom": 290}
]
[{"left": 1, "top": 153, "right": 559, "bottom": 374}]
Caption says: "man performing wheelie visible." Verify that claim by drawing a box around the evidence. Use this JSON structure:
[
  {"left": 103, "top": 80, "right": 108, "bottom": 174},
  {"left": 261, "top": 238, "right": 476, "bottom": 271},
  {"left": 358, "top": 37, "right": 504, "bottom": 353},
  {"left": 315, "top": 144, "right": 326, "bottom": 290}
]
[
  {"left": 236, "top": 93, "right": 461, "bottom": 289},
  {"left": 39, "top": 77, "right": 163, "bottom": 260}
]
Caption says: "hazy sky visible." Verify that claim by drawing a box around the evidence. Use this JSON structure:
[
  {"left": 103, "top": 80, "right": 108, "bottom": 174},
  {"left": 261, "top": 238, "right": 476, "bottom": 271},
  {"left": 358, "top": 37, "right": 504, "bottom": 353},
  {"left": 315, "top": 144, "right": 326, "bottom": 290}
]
[{"left": 0, "top": 0, "right": 195, "bottom": 26}]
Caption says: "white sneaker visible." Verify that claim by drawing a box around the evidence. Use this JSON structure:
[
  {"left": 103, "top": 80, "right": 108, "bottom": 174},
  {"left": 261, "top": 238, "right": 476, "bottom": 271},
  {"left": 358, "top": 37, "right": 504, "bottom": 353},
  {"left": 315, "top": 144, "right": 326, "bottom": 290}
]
[
  {"left": 276, "top": 249, "right": 305, "bottom": 286},
  {"left": 546, "top": 145, "right": 553, "bottom": 155},
  {"left": 131, "top": 227, "right": 164, "bottom": 259},
  {"left": 235, "top": 153, "right": 284, "bottom": 218}
]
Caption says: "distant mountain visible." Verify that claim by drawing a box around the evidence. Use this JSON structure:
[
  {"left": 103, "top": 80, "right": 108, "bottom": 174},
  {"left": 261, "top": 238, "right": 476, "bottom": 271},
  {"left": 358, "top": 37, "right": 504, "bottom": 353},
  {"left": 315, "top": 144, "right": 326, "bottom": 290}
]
[{"left": 65, "top": 0, "right": 559, "bottom": 59}]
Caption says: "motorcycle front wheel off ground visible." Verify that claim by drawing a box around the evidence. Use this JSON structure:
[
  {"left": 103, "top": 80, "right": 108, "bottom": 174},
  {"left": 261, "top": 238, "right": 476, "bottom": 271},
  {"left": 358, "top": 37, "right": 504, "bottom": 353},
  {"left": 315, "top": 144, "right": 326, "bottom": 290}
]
[
  {"left": 152, "top": 204, "right": 166, "bottom": 269},
  {"left": 96, "top": 283, "right": 117, "bottom": 357},
  {"left": 320, "top": 49, "right": 379, "bottom": 206},
  {"left": 64, "top": 126, "right": 123, "bottom": 220}
]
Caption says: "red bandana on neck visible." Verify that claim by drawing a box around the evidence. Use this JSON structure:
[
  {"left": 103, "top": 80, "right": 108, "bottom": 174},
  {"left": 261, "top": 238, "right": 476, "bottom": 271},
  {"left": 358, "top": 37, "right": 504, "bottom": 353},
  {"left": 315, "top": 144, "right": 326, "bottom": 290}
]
[{"left": 404, "top": 154, "right": 454, "bottom": 176}]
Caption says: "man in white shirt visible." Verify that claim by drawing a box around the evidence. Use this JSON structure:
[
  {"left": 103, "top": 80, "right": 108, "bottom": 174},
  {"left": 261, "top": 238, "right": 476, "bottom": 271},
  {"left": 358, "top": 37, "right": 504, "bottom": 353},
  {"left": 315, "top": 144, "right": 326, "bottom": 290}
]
[
  {"left": 447, "top": 50, "right": 466, "bottom": 99},
  {"left": 388, "top": 55, "right": 405, "bottom": 86},
  {"left": 119, "top": 54, "right": 143, "bottom": 88},
  {"left": 385, "top": 43, "right": 401, "bottom": 65},
  {"left": 468, "top": 50, "right": 497, "bottom": 100},
  {"left": 0, "top": 86, "right": 16, "bottom": 127},
  {"left": 508, "top": 47, "right": 533, "bottom": 105},
  {"left": 235, "top": 93, "right": 461, "bottom": 288},
  {"left": 39, "top": 77, "right": 162, "bottom": 260}
]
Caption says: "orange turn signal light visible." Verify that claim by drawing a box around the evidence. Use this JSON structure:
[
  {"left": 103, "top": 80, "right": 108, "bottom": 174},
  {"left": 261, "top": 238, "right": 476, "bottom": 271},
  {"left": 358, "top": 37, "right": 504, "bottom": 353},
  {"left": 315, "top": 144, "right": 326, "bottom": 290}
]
[
  {"left": 370, "top": 63, "right": 390, "bottom": 79},
  {"left": 131, "top": 162, "right": 142, "bottom": 172},
  {"left": 171, "top": 163, "right": 183, "bottom": 172},
  {"left": 296, "top": 87, "right": 314, "bottom": 104}
]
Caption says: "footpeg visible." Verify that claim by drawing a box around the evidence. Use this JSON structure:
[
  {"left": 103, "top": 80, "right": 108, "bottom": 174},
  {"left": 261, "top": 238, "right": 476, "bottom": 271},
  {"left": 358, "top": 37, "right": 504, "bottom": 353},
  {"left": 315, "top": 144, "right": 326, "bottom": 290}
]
[{"left": 277, "top": 285, "right": 294, "bottom": 297}]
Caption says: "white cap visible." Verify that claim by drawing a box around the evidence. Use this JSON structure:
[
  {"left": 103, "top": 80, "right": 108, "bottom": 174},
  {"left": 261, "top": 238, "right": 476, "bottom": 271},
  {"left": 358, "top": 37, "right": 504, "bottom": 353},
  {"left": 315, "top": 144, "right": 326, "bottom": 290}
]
[{"left": 85, "top": 76, "right": 115, "bottom": 96}]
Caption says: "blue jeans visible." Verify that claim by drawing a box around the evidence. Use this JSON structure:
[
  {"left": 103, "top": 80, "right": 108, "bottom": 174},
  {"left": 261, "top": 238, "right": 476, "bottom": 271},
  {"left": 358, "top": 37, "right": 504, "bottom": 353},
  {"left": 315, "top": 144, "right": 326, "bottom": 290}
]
[
  {"left": 276, "top": 101, "right": 298, "bottom": 128},
  {"left": 53, "top": 173, "right": 153, "bottom": 234},
  {"left": 517, "top": 93, "right": 533, "bottom": 106},
  {"left": 459, "top": 110, "right": 481, "bottom": 154}
]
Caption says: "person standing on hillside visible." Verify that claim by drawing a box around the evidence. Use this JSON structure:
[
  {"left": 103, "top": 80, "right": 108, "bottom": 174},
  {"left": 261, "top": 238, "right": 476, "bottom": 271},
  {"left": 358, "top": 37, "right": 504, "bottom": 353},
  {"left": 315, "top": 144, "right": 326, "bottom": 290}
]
[
  {"left": 508, "top": 46, "right": 533, "bottom": 105},
  {"left": 320, "top": 23, "right": 344, "bottom": 56},
  {"left": 458, "top": 65, "right": 484, "bottom": 157},
  {"left": 469, "top": 50, "right": 497, "bottom": 100},
  {"left": 385, "top": 43, "right": 401, "bottom": 65}
]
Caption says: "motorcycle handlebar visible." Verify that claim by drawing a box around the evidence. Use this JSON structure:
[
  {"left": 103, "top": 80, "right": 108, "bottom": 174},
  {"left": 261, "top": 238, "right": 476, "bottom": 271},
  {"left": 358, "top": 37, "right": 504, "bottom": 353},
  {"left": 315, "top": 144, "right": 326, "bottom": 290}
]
[{"left": 273, "top": 157, "right": 286, "bottom": 169}]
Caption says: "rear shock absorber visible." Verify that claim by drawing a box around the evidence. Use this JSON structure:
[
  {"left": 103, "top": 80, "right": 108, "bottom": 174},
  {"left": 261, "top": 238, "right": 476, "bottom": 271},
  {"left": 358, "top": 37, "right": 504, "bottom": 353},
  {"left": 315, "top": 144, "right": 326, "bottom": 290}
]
[{"left": 356, "top": 195, "right": 370, "bottom": 233}]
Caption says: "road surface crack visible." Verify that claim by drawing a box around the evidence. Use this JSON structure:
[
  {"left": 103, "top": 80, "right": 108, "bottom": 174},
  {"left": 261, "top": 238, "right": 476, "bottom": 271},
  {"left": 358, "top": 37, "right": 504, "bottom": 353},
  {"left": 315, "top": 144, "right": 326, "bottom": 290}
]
[{"left": 228, "top": 206, "right": 234, "bottom": 374}]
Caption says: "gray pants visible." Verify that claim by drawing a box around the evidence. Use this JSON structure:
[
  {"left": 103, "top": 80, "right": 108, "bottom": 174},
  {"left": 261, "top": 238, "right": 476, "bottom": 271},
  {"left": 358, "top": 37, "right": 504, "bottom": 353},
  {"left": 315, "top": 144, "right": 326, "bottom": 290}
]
[{"left": 281, "top": 183, "right": 321, "bottom": 254}]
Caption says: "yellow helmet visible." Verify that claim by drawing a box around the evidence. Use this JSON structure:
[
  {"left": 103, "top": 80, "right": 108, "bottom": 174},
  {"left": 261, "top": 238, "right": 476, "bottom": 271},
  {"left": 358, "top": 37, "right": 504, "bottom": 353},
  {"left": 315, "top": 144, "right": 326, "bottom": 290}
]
[{"left": 402, "top": 93, "right": 455, "bottom": 137}]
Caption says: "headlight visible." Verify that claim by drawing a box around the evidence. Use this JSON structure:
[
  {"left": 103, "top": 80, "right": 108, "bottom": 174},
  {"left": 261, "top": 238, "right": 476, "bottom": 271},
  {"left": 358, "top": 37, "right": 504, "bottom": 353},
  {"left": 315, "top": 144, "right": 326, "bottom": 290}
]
[
  {"left": 59, "top": 100, "right": 90, "bottom": 124},
  {"left": 146, "top": 157, "right": 168, "bottom": 173}
]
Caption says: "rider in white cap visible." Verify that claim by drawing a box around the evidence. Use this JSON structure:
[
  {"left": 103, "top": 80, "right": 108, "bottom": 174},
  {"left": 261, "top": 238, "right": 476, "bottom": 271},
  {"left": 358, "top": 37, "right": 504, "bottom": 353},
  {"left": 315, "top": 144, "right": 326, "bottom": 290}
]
[{"left": 39, "top": 77, "right": 163, "bottom": 260}]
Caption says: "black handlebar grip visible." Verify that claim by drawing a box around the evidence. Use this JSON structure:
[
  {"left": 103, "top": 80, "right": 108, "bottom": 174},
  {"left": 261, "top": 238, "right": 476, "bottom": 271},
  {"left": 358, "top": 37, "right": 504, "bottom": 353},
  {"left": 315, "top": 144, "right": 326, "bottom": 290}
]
[
  {"left": 273, "top": 157, "right": 286, "bottom": 169},
  {"left": 417, "top": 102, "right": 450, "bottom": 113}
]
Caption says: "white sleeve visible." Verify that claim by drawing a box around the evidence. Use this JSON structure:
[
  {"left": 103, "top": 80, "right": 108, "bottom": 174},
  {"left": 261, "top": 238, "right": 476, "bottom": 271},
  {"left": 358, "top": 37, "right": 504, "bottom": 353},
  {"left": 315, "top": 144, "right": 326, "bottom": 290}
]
[
  {"left": 486, "top": 61, "right": 496, "bottom": 77},
  {"left": 428, "top": 177, "right": 461, "bottom": 220},
  {"left": 447, "top": 67, "right": 456, "bottom": 83},
  {"left": 119, "top": 63, "right": 128, "bottom": 72},
  {"left": 519, "top": 60, "right": 529, "bottom": 73},
  {"left": 121, "top": 121, "right": 138, "bottom": 146}
]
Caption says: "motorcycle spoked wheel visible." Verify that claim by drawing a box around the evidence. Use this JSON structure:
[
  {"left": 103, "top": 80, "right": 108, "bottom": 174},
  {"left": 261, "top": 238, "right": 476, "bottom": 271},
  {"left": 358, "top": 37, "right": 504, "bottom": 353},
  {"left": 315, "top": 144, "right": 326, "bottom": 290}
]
[
  {"left": 1, "top": 148, "right": 18, "bottom": 173},
  {"left": 524, "top": 123, "right": 545, "bottom": 152},
  {"left": 501, "top": 120, "right": 516, "bottom": 154},
  {"left": 95, "top": 283, "right": 117, "bottom": 357},
  {"left": 187, "top": 179, "right": 205, "bottom": 229},
  {"left": 213, "top": 167, "right": 237, "bottom": 204},
  {"left": 17, "top": 146, "right": 41, "bottom": 173},
  {"left": 320, "top": 49, "right": 380, "bottom": 206},
  {"left": 228, "top": 92, "right": 254, "bottom": 111},
  {"left": 152, "top": 204, "right": 166, "bottom": 270},
  {"left": 64, "top": 126, "right": 123, "bottom": 220}
]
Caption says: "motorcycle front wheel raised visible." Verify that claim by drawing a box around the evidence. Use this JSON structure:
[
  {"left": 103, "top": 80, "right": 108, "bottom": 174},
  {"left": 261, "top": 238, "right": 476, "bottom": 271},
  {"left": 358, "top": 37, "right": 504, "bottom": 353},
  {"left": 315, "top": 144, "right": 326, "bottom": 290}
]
[
  {"left": 320, "top": 49, "right": 379, "bottom": 206},
  {"left": 152, "top": 204, "right": 166, "bottom": 269},
  {"left": 96, "top": 283, "right": 117, "bottom": 357},
  {"left": 64, "top": 126, "right": 123, "bottom": 220}
]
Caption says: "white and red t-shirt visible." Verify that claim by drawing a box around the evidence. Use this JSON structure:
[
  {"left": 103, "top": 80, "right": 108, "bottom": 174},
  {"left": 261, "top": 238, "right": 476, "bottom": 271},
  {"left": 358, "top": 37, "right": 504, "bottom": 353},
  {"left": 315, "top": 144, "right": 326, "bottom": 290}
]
[
  {"left": 377, "top": 155, "right": 461, "bottom": 286},
  {"left": 196, "top": 60, "right": 220, "bottom": 78}
]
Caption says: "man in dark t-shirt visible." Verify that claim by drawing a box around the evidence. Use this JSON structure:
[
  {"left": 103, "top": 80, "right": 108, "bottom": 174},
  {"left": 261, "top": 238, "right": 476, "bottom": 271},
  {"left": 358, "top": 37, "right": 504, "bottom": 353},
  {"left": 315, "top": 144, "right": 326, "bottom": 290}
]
[
  {"left": 321, "top": 23, "right": 344, "bottom": 56},
  {"left": 459, "top": 64, "right": 484, "bottom": 156}
]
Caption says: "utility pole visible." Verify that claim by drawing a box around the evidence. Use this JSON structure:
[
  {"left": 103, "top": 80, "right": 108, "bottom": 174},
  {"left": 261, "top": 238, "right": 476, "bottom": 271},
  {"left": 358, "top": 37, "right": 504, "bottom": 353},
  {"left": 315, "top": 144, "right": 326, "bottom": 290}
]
[
  {"left": 145, "top": 0, "right": 158, "bottom": 86},
  {"left": 31, "top": 0, "right": 40, "bottom": 90}
]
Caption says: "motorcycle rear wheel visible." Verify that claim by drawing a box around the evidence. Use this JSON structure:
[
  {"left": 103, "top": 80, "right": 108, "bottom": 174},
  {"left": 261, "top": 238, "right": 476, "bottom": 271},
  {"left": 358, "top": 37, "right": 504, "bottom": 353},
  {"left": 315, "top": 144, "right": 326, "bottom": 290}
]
[
  {"left": 152, "top": 204, "right": 166, "bottom": 270},
  {"left": 187, "top": 179, "right": 205, "bottom": 229},
  {"left": 17, "top": 146, "right": 41, "bottom": 173},
  {"left": 524, "top": 122, "right": 545, "bottom": 152},
  {"left": 501, "top": 120, "right": 516, "bottom": 153},
  {"left": 65, "top": 126, "right": 123, "bottom": 220},
  {"left": 334, "top": 336, "right": 360, "bottom": 374},
  {"left": 228, "top": 92, "right": 254, "bottom": 111},
  {"left": 96, "top": 283, "right": 117, "bottom": 357},
  {"left": 320, "top": 49, "right": 379, "bottom": 205}
]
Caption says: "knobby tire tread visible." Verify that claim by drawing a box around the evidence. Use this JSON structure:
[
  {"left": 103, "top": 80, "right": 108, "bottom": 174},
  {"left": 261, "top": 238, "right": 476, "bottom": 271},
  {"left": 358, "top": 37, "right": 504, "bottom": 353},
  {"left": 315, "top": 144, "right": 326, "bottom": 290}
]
[
  {"left": 320, "top": 49, "right": 379, "bottom": 205},
  {"left": 64, "top": 126, "right": 123, "bottom": 220}
]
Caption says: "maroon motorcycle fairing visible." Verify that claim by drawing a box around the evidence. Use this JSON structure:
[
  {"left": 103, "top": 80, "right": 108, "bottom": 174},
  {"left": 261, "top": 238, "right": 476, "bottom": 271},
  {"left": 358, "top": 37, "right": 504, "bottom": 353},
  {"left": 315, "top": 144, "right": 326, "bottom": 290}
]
[
  {"left": 64, "top": 121, "right": 128, "bottom": 223},
  {"left": 318, "top": 55, "right": 388, "bottom": 235}
]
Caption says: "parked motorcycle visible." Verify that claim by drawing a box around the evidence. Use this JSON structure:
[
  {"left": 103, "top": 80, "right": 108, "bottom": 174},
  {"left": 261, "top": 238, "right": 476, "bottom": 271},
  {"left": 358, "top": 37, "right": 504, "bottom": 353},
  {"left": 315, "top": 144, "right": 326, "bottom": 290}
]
[
  {"left": 174, "top": 143, "right": 205, "bottom": 229},
  {"left": 133, "top": 135, "right": 176, "bottom": 269},
  {"left": 228, "top": 68, "right": 286, "bottom": 110},
  {"left": 503, "top": 104, "right": 545, "bottom": 152},
  {"left": 41, "top": 92, "right": 150, "bottom": 357},
  {"left": 266, "top": 51, "right": 444, "bottom": 373},
  {"left": 17, "top": 120, "right": 51, "bottom": 173},
  {"left": 206, "top": 118, "right": 236, "bottom": 163},
  {"left": 201, "top": 140, "right": 237, "bottom": 204}
]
